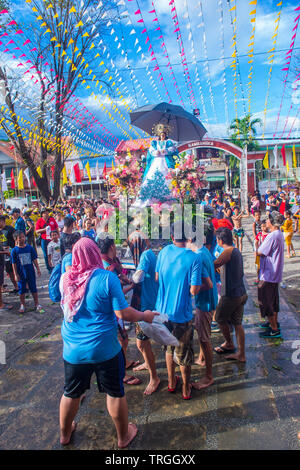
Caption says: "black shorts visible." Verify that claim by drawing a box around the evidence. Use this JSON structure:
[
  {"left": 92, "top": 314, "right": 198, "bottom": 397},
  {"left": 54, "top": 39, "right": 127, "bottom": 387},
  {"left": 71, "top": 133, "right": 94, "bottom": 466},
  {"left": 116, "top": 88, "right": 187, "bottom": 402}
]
[
  {"left": 257, "top": 281, "right": 279, "bottom": 317},
  {"left": 63, "top": 349, "right": 125, "bottom": 399},
  {"left": 0, "top": 264, "right": 4, "bottom": 286}
]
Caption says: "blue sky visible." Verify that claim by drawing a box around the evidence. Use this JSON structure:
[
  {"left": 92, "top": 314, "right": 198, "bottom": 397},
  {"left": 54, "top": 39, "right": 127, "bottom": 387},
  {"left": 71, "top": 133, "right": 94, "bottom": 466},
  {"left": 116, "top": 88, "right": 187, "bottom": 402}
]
[{"left": 1, "top": 0, "right": 300, "bottom": 156}]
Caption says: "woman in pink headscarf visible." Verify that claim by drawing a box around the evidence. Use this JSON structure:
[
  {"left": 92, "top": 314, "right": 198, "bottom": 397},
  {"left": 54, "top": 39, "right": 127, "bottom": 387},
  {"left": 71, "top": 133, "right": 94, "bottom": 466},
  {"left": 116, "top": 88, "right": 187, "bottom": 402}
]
[{"left": 59, "top": 237, "right": 156, "bottom": 448}]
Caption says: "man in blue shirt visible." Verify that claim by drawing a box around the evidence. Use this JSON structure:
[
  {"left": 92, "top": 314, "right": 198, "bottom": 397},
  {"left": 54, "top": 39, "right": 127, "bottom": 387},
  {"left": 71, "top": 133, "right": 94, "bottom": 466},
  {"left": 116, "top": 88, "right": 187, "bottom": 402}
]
[
  {"left": 187, "top": 236, "right": 218, "bottom": 390},
  {"left": 11, "top": 208, "right": 26, "bottom": 234},
  {"left": 155, "top": 223, "right": 202, "bottom": 400},
  {"left": 132, "top": 247, "right": 159, "bottom": 395}
]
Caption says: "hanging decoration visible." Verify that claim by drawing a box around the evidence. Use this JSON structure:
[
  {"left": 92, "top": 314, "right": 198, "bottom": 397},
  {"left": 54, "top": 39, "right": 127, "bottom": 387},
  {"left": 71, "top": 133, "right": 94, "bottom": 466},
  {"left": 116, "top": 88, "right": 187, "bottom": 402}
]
[
  {"left": 149, "top": 1, "right": 185, "bottom": 108},
  {"left": 277, "top": 6, "right": 300, "bottom": 138},
  {"left": 262, "top": 1, "right": 283, "bottom": 138},
  {"left": 130, "top": 0, "right": 173, "bottom": 104},
  {"left": 218, "top": 0, "right": 229, "bottom": 126},
  {"left": 168, "top": 0, "right": 198, "bottom": 111},
  {"left": 246, "top": 0, "right": 258, "bottom": 130},
  {"left": 273, "top": 5, "right": 300, "bottom": 137},
  {"left": 181, "top": 0, "right": 207, "bottom": 120},
  {"left": 196, "top": 1, "right": 217, "bottom": 122}
]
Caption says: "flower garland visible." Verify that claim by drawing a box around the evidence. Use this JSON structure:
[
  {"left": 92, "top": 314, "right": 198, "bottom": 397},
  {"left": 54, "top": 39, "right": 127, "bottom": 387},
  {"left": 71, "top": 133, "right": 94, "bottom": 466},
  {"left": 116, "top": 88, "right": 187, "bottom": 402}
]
[{"left": 166, "top": 153, "right": 207, "bottom": 203}]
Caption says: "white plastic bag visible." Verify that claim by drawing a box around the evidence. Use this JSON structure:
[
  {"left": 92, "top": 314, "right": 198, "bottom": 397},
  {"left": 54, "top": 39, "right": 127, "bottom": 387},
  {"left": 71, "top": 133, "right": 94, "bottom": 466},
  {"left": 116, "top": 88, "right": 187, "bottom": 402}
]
[{"left": 138, "top": 312, "right": 179, "bottom": 347}]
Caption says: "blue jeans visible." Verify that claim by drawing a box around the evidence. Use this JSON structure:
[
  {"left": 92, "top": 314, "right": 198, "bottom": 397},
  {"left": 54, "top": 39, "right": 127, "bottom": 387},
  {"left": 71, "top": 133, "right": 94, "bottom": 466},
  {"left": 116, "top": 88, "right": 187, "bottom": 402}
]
[{"left": 41, "top": 238, "right": 51, "bottom": 273}]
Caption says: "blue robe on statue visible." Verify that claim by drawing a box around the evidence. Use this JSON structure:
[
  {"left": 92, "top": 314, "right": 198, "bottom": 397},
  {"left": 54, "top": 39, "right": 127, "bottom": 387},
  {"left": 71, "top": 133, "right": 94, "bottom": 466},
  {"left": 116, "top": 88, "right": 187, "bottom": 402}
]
[{"left": 133, "top": 139, "right": 178, "bottom": 208}]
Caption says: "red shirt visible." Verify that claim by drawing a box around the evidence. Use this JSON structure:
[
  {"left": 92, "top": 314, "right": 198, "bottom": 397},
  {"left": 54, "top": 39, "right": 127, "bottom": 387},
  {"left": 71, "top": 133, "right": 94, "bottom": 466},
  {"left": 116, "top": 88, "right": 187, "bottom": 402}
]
[{"left": 35, "top": 217, "right": 58, "bottom": 240}]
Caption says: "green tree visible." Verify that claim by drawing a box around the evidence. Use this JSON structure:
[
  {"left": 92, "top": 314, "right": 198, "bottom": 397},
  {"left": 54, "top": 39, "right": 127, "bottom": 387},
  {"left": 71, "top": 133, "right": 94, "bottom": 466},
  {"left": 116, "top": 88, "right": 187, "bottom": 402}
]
[{"left": 229, "top": 114, "right": 262, "bottom": 151}]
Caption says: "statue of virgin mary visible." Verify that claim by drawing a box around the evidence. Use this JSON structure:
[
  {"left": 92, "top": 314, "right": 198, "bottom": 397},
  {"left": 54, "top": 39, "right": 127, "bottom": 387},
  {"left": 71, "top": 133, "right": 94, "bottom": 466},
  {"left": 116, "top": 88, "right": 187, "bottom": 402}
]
[{"left": 133, "top": 123, "right": 178, "bottom": 208}]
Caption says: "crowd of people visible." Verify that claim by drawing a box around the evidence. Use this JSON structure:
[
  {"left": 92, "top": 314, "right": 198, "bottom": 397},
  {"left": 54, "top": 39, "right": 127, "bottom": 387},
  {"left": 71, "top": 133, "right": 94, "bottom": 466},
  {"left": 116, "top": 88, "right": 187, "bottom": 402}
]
[{"left": 0, "top": 183, "right": 298, "bottom": 448}]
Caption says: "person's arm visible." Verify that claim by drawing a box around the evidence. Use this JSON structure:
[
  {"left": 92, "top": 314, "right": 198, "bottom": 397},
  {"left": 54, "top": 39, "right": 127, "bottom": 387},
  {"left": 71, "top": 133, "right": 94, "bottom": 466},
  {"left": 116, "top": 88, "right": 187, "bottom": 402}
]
[
  {"left": 200, "top": 276, "right": 213, "bottom": 291},
  {"left": 132, "top": 269, "right": 145, "bottom": 284},
  {"left": 190, "top": 255, "right": 203, "bottom": 296},
  {"left": 48, "top": 254, "right": 53, "bottom": 268},
  {"left": 115, "top": 306, "right": 157, "bottom": 323},
  {"left": 214, "top": 248, "right": 232, "bottom": 270},
  {"left": 33, "top": 258, "right": 41, "bottom": 276},
  {"left": 122, "top": 283, "right": 134, "bottom": 295},
  {"left": 252, "top": 222, "right": 257, "bottom": 239},
  {"left": 35, "top": 220, "right": 46, "bottom": 235},
  {"left": 12, "top": 262, "right": 20, "bottom": 283}
]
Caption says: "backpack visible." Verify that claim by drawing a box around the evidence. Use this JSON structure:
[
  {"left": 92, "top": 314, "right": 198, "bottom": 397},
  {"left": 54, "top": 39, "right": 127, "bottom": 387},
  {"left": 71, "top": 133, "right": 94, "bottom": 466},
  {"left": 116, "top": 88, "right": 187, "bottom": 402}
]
[{"left": 48, "top": 262, "right": 63, "bottom": 302}]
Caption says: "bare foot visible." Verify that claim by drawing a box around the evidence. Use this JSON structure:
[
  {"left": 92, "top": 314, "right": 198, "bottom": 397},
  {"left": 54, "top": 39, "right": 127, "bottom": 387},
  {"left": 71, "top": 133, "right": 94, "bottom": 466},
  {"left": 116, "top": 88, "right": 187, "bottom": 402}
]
[
  {"left": 144, "top": 378, "right": 160, "bottom": 395},
  {"left": 133, "top": 362, "right": 148, "bottom": 372},
  {"left": 192, "top": 377, "right": 214, "bottom": 390},
  {"left": 60, "top": 421, "right": 77, "bottom": 446},
  {"left": 118, "top": 423, "right": 138, "bottom": 449},
  {"left": 182, "top": 383, "right": 192, "bottom": 399},
  {"left": 194, "top": 357, "right": 206, "bottom": 367},
  {"left": 225, "top": 353, "right": 246, "bottom": 362}
]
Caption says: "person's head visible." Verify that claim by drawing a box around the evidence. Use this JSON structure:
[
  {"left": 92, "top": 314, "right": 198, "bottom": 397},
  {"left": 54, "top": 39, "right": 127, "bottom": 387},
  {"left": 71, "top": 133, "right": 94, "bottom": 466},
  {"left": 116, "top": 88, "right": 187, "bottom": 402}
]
[
  {"left": 84, "top": 218, "right": 92, "bottom": 230},
  {"left": 170, "top": 221, "right": 188, "bottom": 246},
  {"left": 50, "top": 229, "right": 59, "bottom": 243},
  {"left": 97, "top": 236, "right": 116, "bottom": 259},
  {"left": 41, "top": 209, "right": 49, "bottom": 221},
  {"left": 11, "top": 208, "right": 21, "bottom": 220},
  {"left": 284, "top": 209, "right": 291, "bottom": 219},
  {"left": 261, "top": 220, "right": 267, "bottom": 233},
  {"left": 64, "top": 216, "right": 74, "bottom": 231},
  {"left": 13, "top": 230, "right": 26, "bottom": 247},
  {"left": 64, "top": 232, "right": 81, "bottom": 252},
  {"left": 277, "top": 186, "right": 282, "bottom": 193},
  {"left": 254, "top": 210, "right": 261, "bottom": 221},
  {"left": 233, "top": 206, "right": 240, "bottom": 215},
  {"left": 0, "top": 215, "right": 6, "bottom": 229},
  {"left": 85, "top": 206, "right": 94, "bottom": 218},
  {"left": 67, "top": 237, "right": 104, "bottom": 277},
  {"left": 216, "top": 227, "right": 233, "bottom": 248},
  {"left": 267, "top": 211, "right": 284, "bottom": 230}
]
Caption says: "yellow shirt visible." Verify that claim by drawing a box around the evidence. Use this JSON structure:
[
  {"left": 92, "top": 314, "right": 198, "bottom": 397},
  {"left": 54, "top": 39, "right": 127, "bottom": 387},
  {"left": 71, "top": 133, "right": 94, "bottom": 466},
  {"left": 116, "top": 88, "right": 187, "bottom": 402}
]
[{"left": 282, "top": 219, "right": 293, "bottom": 233}]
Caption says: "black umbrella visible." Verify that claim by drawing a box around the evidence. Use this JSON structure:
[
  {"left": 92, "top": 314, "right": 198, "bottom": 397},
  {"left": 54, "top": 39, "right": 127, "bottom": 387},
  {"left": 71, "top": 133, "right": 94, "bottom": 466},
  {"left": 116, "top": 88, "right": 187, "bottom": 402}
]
[{"left": 129, "top": 102, "right": 207, "bottom": 141}]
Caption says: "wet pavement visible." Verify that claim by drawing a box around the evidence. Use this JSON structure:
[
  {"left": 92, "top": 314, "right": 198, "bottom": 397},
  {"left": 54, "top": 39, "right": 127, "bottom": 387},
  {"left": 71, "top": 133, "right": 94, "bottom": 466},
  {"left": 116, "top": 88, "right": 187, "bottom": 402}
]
[{"left": 0, "top": 223, "right": 300, "bottom": 450}]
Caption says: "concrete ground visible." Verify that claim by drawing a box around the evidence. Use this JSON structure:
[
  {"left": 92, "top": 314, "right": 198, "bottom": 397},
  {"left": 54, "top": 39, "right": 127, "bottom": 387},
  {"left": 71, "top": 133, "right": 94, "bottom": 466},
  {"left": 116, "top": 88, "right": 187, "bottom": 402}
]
[{"left": 0, "top": 220, "right": 300, "bottom": 450}]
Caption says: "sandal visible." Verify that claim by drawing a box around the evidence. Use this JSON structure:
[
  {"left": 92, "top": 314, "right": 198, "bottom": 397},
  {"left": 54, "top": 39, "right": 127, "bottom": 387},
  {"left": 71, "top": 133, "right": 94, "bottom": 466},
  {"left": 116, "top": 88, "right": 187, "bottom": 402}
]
[
  {"left": 126, "top": 360, "right": 140, "bottom": 370},
  {"left": 214, "top": 345, "right": 236, "bottom": 355},
  {"left": 167, "top": 375, "right": 180, "bottom": 393},
  {"left": 123, "top": 376, "right": 142, "bottom": 386}
]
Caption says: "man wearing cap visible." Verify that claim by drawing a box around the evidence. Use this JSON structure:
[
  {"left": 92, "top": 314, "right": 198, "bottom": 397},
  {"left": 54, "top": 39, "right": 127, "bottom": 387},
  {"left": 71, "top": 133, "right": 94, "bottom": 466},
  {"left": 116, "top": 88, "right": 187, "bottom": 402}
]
[
  {"left": 11, "top": 208, "right": 26, "bottom": 234},
  {"left": 35, "top": 209, "right": 58, "bottom": 273}
]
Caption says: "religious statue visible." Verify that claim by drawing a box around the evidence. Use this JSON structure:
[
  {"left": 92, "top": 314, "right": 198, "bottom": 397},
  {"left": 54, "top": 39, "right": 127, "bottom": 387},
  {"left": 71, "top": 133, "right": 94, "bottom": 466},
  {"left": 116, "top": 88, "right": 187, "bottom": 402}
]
[{"left": 133, "top": 123, "right": 178, "bottom": 208}]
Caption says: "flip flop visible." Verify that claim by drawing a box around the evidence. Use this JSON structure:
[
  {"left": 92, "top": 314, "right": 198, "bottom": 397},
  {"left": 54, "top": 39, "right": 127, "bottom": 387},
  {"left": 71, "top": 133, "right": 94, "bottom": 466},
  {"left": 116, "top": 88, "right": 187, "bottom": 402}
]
[
  {"left": 214, "top": 345, "right": 236, "bottom": 355},
  {"left": 167, "top": 375, "right": 180, "bottom": 393},
  {"left": 123, "top": 376, "right": 142, "bottom": 386},
  {"left": 0, "top": 305, "right": 13, "bottom": 312},
  {"left": 126, "top": 360, "right": 140, "bottom": 370}
]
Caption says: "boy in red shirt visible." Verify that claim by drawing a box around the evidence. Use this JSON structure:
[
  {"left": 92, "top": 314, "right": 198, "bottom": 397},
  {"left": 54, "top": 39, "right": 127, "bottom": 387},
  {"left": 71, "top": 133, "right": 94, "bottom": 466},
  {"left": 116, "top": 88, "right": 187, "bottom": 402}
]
[{"left": 35, "top": 209, "right": 58, "bottom": 273}]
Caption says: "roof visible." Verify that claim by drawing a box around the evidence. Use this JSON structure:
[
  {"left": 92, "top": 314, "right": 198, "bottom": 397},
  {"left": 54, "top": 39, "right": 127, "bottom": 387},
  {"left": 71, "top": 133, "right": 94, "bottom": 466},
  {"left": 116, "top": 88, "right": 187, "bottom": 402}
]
[{"left": 115, "top": 137, "right": 152, "bottom": 153}]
